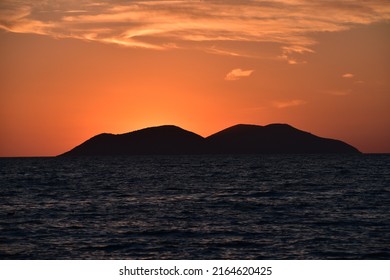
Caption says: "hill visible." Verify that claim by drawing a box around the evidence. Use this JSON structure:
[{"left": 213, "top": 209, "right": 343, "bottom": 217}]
[
  {"left": 205, "top": 124, "right": 360, "bottom": 154},
  {"left": 61, "top": 125, "right": 204, "bottom": 156},
  {"left": 60, "top": 124, "right": 360, "bottom": 156}
]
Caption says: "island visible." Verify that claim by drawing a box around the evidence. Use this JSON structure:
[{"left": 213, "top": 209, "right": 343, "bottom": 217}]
[{"left": 59, "top": 124, "right": 360, "bottom": 156}]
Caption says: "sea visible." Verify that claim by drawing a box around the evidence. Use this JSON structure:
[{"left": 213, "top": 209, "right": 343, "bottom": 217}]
[{"left": 0, "top": 154, "right": 389, "bottom": 260}]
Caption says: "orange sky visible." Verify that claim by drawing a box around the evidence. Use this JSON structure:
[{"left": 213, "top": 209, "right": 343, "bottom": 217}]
[{"left": 1, "top": 0, "right": 389, "bottom": 156}]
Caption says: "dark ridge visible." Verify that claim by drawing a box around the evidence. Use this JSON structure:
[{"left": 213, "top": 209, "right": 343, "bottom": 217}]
[
  {"left": 59, "top": 124, "right": 360, "bottom": 156},
  {"left": 61, "top": 125, "right": 205, "bottom": 156},
  {"left": 205, "top": 123, "right": 360, "bottom": 154}
]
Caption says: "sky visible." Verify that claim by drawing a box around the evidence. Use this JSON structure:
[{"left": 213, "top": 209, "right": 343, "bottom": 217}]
[{"left": 0, "top": 0, "right": 389, "bottom": 156}]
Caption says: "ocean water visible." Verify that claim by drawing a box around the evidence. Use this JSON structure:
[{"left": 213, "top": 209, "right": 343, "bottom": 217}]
[{"left": 0, "top": 155, "right": 389, "bottom": 260}]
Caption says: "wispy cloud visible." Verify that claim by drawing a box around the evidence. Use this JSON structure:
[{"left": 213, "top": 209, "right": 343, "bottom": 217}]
[
  {"left": 1, "top": 0, "right": 389, "bottom": 60},
  {"left": 342, "top": 73, "right": 354, "bottom": 78},
  {"left": 273, "top": 99, "right": 307, "bottom": 109},
  {"left": 225, "top": 68, "right": 254, "bottom": 81},
  {"left": 0, "top": 5, "right": 53, "bottom": 35}
]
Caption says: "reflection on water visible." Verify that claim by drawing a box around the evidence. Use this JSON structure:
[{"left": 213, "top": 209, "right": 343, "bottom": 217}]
[{"left": 0, "top": 155, "right": 389, "bottom": 259}]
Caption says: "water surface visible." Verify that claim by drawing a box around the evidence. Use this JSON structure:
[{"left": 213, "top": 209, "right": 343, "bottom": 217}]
[{"left": 0, "top": 155, "right": 389, "bottom": 259}]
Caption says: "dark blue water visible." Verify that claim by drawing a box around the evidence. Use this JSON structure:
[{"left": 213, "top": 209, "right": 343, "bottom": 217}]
[{"left": 0, "top": 155, "right": 389, "bottom": 259}]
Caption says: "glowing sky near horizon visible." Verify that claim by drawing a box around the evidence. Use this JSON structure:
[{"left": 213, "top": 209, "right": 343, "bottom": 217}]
[{"left": 0, "top": 0, "right": 389, "bottom": 156}]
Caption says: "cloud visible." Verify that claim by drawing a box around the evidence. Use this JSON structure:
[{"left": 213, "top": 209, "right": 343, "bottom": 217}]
[
  {"left": 273, "top": 99, "right": 307, "bottom": 109},
  {"left": 0, "top": 0, "right": 389, "bottom": 59},
  {"left": 0, "top": 5, "right": 52, "bottom": 35},
  {"left": 342, "top": 73, "right": 354, "bottom": 78},
  {"left": 225, "top": 68, "right": 254, "bottom": 81}
]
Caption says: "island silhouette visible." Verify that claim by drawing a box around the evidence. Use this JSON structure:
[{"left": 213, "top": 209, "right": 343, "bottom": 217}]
[{"left": 60, "top": 124, "right": 360, "bottom": 156}]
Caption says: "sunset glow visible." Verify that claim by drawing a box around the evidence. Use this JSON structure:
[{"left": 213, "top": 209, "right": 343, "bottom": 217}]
[{"left": 1, "top": 0, "right": 389, "bottom": 156}]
